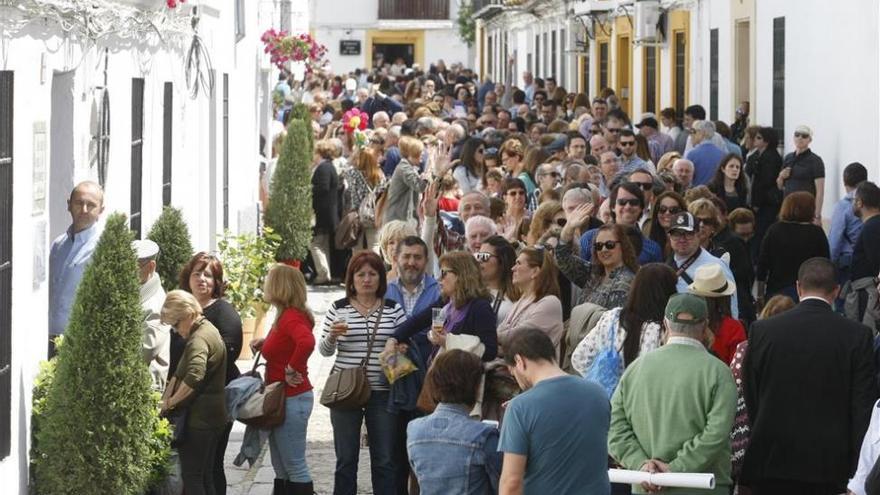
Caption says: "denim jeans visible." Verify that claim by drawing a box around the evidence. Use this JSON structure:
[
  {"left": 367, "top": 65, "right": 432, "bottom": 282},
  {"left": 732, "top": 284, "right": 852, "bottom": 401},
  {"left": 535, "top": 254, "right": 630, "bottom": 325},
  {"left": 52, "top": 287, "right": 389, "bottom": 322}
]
[
  {"left": 269, "top": 391, "right": 314, "bottom": 482},
  {"left": 329, "top": 390, "right": 397, "bottom": 495}
]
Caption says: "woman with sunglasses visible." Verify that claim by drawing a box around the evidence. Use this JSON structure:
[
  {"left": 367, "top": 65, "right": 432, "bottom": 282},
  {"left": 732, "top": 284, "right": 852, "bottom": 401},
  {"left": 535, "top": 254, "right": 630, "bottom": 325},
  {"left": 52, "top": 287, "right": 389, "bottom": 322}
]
[
  {"left": 556, "top": 206, "right": 638, "bottom": 310},
  {"left": 385, "top": 251, "right": 498, "bottom": 362},
  {"left": 499, "top": 177, "right": 531, "bottom": 244},
  {"left": 475, "top": 236, "right": 519, "bottom": 323},
  {"left": 453, "top": 137, "right": 487, "bottom": 194},
  {"left": 745, "top": 126, "right": 783, "bottom": 260},
  {"left": 645, "top": 191, "right": 687, "bottom": 256},
  {"left": 497, "top": 247, "right": 564, "bottom": 355}
]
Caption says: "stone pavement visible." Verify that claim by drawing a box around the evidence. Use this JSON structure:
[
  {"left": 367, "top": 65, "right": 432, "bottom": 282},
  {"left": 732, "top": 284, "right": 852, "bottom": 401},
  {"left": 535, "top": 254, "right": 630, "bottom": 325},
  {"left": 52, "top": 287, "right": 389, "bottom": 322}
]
[{"left": 225, "top": 284, "right": 374, "bottom": 495}]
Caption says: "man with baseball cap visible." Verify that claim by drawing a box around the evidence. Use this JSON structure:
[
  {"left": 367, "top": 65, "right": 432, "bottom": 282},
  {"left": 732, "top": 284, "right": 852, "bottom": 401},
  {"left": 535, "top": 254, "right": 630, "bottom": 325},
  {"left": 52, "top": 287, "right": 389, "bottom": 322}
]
[
  {"left": 636, "top": 113, "right": 674, "bottom": 164},
  {"left": 667, "top": 212, "right": 740, "bottom": 318},
  {"left": 609, "top": 293, "right": 736, "bottom": 495},
  {"left": 132, "top": 239, "right": 171, "bottom": 391}
]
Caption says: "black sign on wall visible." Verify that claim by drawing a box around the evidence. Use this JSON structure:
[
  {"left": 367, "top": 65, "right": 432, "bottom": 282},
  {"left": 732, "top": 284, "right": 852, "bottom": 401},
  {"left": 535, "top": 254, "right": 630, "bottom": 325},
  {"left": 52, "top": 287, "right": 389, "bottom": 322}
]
[{"left": 340, "top": 40, "right": 361, "bottom": 56}]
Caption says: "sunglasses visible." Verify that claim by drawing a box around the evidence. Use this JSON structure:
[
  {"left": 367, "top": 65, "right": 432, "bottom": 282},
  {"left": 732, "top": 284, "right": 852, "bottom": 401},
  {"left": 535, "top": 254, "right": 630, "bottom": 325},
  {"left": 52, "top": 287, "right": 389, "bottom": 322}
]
[
  {"left": 507, "top": 190, "right": 527, "bottom": 197},
  {"left": 669, "top": 230, "right": 697, "bottom": 239},
  {"left": 794, "top": 132, "right": 810, "bottom": 139},
  {"left": 474, "top": 252, "right": 498, "bottom": 263},
  {"left": 616, "top": 198, "right": 641, "bottom": 207},
  {"left": 594, "top": 240, "right": 620, "bottom": 252},
  {"left": 619, "top": 141, "right": 636, "bottom": 147},
  {"left": 632, "top": 181, "right": 653, "bottom": 191},
  {"left": 555, "top": 218, "right": 567, "bottom": 227},
  {"left": 698, "top": 217, "right": 718, "bottom": 227},
  {"left": 606, "top": 128, "right": 621, "bottom": 134},
  {"left": 657, "top": 205, "right": 682, "bottom": 215},
  {"left": 540, "top": 171, "right": 560, "bottom": 178},
  {"left": 440, "top": 269, "right": 456, "bottom": 279}
]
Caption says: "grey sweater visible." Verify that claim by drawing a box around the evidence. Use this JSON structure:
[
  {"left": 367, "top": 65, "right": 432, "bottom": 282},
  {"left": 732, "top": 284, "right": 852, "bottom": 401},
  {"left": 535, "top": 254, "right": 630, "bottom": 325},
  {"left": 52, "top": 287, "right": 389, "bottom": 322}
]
[{"left": 381, "top": 158, "right": 427, "bottom": 225}]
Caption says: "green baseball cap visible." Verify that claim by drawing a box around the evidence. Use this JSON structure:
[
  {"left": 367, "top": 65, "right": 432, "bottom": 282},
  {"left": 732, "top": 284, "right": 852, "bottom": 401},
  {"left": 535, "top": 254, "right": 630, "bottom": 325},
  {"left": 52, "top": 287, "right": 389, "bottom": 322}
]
[{"left": 665, "top": 293, "right": 708, "bottom": 323}]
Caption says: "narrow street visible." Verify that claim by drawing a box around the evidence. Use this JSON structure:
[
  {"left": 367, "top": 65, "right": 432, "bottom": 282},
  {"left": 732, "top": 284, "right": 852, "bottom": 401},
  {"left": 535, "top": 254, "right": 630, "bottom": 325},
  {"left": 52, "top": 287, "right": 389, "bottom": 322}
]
[{"left": 225, "top": 285, "right": 373, "bottom": 495}]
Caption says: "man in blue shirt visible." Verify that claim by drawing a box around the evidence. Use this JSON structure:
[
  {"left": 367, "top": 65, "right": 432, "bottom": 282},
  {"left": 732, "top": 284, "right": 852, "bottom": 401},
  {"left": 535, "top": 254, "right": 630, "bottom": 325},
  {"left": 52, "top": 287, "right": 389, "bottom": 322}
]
[
  {"left": 829, "top": 162, "right": 866, "bottom": 291},
  {"left": 49, "top": 181, "right": 105, "bottom": 356},
  {"left": 499, "top": 328, "right": 610, "bottom": 495},
  {"left": 685, "top": 120, "right": 726, "bottom": 186}
]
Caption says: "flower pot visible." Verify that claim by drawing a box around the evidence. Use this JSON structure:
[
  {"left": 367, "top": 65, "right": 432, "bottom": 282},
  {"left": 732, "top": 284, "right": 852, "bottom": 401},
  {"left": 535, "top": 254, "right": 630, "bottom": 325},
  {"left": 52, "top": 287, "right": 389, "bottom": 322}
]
[
  {"left": 281, "top": 259, "right": 301, "bottom": 270},
  {"left": 239, "top": 307, "right": 267, "bottom": 360}
]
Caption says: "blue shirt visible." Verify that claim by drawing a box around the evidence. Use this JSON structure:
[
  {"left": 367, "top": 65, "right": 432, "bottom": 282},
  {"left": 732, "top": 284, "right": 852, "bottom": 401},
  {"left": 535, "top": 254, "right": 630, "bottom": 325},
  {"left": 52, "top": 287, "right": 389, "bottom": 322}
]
[
  {"left": 673, "top": 248, "right": 740, "bottom": 318},
  {"left": 408, "top": 403, "right": 501, "bottom": 495},
  {"left": 620, "top": 155, "right": 652, "bottom": 175},
  {"left": 686, "top": 141, "right": 726, "bottom": 186},
  {"left": 829, "top": 191, "right": 862, "bottom": 269},
  {"left": 499, "top": 375, "right": 610, "bottom": 495},
  {"left": 49, "top": 221, "right": 103, "bottom": 335},
  {"left": 580, "top": 227, "right": 664, "bottom": 265},
  {"left": 383, "top": 146, "right": 401, "bottom": 178}
]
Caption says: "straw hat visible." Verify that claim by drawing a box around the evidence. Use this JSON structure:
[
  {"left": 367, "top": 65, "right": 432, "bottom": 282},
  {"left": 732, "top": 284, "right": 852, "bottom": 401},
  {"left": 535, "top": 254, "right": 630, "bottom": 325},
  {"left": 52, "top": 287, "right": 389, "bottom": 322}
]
[{"left": 687, "top": 264, "right": 736, "bottom": 298}]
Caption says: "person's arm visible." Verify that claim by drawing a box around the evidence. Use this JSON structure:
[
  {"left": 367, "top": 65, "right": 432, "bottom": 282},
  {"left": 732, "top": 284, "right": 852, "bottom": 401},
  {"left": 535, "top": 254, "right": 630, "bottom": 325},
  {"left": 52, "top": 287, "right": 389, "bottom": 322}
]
[
  {"left": 851, "top": 329, "right": 878, "bottom": 472},
  {"left": 318, "top": 304, "right": 340, "bottom": 357},
  {"left": 400, "top": 159, "right": 428, "bottom": 192},
  {"left": 217, "top": 301, "right": 243, "bottom": 364},
  {"left": 286, "top": 313, "right": 316, "bottom": 374},
  {"left": 848, "top": 400, "right": 880, "bottom": 495},
  {"left": 554, "top": 240, "right": 593, "bottom": 288},
  {"left": 829, "top": 201, "right": 847, "bottom": 265},
  {"left": 391, "top": 301, "right": 438, "bottom": 342},
  {"left": 608, "top": 376, "right": 650, "bottom": 469},
  {"left": 814, "top": 177, "right": 825, "bottom": 224},
  {"left": 142, "top": 311, "right": 169, "bottom": 364},
  {"left": 472, "top": 299, "right": 498, "bottom": 361},
  {"left": 667, "top": 371, "right": 737, "bottom": 473},
  {"left": 499, "top": 453, "right": 526, "bottom": 495}
]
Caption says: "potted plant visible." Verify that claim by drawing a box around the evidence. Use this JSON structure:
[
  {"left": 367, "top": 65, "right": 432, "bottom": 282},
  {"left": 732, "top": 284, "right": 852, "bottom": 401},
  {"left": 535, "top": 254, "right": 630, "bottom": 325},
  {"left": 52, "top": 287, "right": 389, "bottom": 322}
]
[
  {"left": 261, "top": 29, "right": 328, "bottom": 74},
  {"left": 218, "top": 227, "right": 282, "bottom": 358},
  {"left": 264, "top": 106, "right": 314, "bottom": 267},
  {"left": 147, "top": 206, "right": 194, "bottom": 292}
]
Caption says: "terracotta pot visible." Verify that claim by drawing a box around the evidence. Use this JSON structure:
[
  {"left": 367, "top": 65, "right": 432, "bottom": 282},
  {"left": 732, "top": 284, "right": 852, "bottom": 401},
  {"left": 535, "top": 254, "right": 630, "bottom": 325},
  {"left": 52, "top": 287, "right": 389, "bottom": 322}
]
[
  {"left": 239, "top": 307, "right": 267, "bottom": 360},
  {"left": 280, "top": 259, "right": 301, "bottom": 270}
]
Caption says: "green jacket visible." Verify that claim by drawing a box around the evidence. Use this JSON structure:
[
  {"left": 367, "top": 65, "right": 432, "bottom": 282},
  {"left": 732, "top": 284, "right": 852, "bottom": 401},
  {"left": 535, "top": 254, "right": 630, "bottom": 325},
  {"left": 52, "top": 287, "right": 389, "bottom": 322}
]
[
  {"left": 609, "top": 340, "right": 736, "bottom": 495},
  {"left": 175, "top": 318, "right": 228, "bottom": 429}
]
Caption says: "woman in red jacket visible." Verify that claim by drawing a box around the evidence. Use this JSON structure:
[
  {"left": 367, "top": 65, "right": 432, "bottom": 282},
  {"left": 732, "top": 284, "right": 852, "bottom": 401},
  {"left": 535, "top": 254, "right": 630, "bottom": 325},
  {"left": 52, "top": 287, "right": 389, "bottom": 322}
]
[
  {"left": 688, "top": 263, "right": 746, "bottom": 364},
  {"left": 251, "top": 264, "right": 316, "bottom": 495}
]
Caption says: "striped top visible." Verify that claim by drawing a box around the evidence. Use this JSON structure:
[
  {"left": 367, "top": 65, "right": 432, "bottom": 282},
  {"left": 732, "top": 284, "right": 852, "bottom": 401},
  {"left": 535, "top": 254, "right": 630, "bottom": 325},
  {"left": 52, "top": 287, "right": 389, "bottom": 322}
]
[{"left": 319, "top": 298, "right": 406, "bottom": 391}]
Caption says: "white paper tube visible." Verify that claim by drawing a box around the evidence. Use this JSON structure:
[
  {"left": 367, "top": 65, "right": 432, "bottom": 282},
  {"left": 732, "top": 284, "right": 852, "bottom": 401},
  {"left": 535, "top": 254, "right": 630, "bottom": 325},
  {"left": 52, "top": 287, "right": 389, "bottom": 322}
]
[{"left": 608, "top": 469, "right": 715, "bottom": 490}]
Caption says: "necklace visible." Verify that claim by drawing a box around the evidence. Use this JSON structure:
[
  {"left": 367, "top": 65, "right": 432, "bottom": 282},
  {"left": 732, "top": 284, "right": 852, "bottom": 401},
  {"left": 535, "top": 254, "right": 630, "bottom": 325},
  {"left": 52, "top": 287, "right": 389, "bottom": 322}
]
[{"left": 351, "top": 297, "right": 380, "bottom": 317}]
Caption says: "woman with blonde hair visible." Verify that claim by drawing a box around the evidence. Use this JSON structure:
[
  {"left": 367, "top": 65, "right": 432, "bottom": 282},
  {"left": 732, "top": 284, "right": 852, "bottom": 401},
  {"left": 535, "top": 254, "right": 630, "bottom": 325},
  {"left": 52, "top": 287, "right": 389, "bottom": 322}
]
[
  {"left": 160, "top": 290, "right": 228, "bottom": 495},
  {"left": 656, "top": 151, "right": 682, "bottom": 173},
  {"left": 526, "top": 200, "right": 565, "bottom": 246},
  {"left": 250, "top": 264, "right": 317, "bottom": 494},
  {"left": 382, "top": 135, "right": 428, "bottom": 226},
  {"left": 343, "top": 148, "right": 385, "bottom": 253},
  {"left": 378, "top": 220, "right": 419, "bottom": 280}
]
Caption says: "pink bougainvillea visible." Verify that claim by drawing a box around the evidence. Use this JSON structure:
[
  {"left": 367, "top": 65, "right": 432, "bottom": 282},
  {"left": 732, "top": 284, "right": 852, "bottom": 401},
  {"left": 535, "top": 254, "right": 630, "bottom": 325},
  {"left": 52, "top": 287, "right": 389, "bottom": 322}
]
[
  {"left": 166, "top": 0, "right": 186, "bottom": 8},
  {"left": 261, "top": 29, "right": 328, "bottom": 73}
]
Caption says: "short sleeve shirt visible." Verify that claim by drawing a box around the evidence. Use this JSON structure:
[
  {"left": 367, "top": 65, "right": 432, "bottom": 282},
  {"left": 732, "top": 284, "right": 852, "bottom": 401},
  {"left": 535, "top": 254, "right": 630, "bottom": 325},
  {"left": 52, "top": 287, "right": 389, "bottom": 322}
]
[
  {"left": 499, "top": 375, "right": 610, "bottom": 494},
  {"left": 783, "top": 148, "right": 825, "bottom": 197}
]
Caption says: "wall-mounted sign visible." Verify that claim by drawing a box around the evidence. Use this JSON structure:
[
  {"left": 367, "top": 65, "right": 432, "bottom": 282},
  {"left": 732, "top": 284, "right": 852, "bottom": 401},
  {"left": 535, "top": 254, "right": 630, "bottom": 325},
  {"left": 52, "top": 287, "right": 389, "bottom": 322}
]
[{"left": 340, "top": 40, "right": 361, "bottom": 56}]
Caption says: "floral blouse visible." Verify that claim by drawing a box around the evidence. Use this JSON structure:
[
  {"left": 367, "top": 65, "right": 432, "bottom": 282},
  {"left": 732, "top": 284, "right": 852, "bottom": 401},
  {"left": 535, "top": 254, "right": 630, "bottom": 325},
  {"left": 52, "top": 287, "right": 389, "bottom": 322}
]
[
  {"left": 555, "top": 241, "right": 636, "bottom": 309},
  {"left": 570, "top": 307, "right": 663, "bottom": 376},
  {"left": 342, "top": 167, "right": 385, "bottom": 213}
]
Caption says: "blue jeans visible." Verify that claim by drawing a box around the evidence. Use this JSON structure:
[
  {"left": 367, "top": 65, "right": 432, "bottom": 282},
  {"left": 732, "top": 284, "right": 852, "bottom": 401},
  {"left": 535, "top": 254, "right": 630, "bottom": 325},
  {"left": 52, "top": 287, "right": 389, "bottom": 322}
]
[
  {"left": 269, "top": 391, "right": 314, "bottom": 483},
  {"left": 329, "top": 390, "right": 397, "bottom": 495}
]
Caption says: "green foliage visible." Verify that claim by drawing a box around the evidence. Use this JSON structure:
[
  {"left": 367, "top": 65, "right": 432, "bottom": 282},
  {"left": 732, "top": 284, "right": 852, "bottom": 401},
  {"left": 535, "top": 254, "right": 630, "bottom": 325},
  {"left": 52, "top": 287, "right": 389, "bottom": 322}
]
[
  {"left": 264, "top": 110, "right": 315, "bottom": 261},
  {"left": 218, "top": 226, "right": 282, "bottom": 319},
  {"left": 147, "top": 206, "right": 194, "bottom": 292},
  {"left": 457, "top": 1, "right": 476, "bottom": 47},
  {"left": 33, "top": 213, "right": 169, "bottom": 495}
]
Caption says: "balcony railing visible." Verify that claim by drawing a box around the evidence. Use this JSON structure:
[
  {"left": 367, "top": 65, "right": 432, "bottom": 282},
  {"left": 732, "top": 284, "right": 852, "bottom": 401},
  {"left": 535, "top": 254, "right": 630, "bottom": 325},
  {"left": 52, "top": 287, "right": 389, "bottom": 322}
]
[{"left": 378, "top": 0, "right": 449, "bottom": 20}]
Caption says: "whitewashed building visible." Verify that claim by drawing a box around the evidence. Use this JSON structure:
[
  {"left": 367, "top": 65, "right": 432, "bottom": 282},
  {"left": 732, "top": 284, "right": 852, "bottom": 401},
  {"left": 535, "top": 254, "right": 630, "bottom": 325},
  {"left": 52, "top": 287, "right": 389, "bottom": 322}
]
[
  {"left": 0, "top": 0, "right": 307, "bottom": 489},
  {"left": 310, "top": 0, "right": 472, "bottom": 75},
  {"left": 474, "top": 0, "right": 880, "bottom": 216}
]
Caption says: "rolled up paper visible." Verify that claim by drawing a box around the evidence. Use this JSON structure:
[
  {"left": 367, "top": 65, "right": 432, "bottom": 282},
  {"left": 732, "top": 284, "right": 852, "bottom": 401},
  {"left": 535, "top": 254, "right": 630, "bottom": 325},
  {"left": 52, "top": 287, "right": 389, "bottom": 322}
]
[{"left": 608, "top": 469, "right": 715, "bottom": 490}]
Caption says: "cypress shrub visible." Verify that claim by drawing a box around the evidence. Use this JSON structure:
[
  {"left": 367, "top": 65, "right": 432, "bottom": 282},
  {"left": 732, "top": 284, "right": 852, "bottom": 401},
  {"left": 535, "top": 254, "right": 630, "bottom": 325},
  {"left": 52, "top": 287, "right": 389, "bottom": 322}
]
[
  {"left": 33, "top": 213, "right": 167, "bottom": 494},
  {"left": 264, "top": 108, "right": 314, "bottom": 261},
  {"left": 147, "top": 206, "right": 194, "bottom": 292}
]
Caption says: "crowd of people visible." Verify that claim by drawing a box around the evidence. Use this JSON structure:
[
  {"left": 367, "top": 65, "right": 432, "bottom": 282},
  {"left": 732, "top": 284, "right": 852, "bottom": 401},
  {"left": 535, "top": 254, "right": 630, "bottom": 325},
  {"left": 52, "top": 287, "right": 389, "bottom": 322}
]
[{"left": 47, "top": 56, "right": 880, "bottom": 495}]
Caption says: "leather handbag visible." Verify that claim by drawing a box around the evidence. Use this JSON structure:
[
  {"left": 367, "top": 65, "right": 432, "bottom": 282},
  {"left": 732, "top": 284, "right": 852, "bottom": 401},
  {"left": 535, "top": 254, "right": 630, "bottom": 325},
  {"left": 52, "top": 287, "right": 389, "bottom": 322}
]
[
  {"left": 321, "top": 305, "right": 383, "bottom": 409},
  {"left": 335, "top": 210, "right": 362, "bottom": 250},
  {"left": 235, "top": 352, "right": 286, "bottom": 428}
]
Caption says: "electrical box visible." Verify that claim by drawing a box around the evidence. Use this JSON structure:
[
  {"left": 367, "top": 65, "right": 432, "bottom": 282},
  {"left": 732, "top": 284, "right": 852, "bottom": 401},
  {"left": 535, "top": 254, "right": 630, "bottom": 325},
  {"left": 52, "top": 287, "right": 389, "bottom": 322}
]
[{"left": 634, "top": 0, "right": 662, "bottom": 43}]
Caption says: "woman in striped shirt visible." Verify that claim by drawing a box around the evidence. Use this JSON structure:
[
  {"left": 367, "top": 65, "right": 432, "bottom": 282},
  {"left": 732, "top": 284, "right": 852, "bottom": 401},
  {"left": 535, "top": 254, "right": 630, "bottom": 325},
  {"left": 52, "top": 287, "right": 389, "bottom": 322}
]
[{"left": 319, "top": 251, "right": 406, "bottom": 495}]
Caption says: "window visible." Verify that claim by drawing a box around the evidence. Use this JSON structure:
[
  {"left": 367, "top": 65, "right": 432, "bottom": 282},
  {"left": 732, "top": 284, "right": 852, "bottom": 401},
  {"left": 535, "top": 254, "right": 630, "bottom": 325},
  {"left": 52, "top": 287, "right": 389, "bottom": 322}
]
[
  {"left": 527, "top": 53, "right": 533, "bottom": 75},
  {"left": 162, "top": 83, "right": 173, "bottom": 206},
  {"left": 223, "top": 73, "right": 230, "bottom": 229},
  {"left": 130, "top": 78, "right": 144, "bottom": 239},
  {"left": 709, "top": 28, "right": 719, "bottom": 120},
  {"left": 673, "top": 31, "right": 686, "bottom": 113},
  {"left": 560, "top": 29, "right": 566, "bottom": 88},
  {"left": 535, "top": 35, "right": 540, "bottom": 75},
  {"left": 234, "top": 0, "right": 246, "bottom": 42},
  {"left": 487, "top": 35, "right": 494, "bottom": 79},
  {"left": 0, "top": 70, "right": 12, "bottom": 459},
  {"left": 644, "top": 45, "right": 657, "bottom": 114},
  {"left": 503, "top": 32, "right": 509, "bottom": 83},
  {"left": 580, "top": 52, "right": 590, "bottom": 94},
  {"left": 773, "top": 17, "right": 785, "bottom": 139},
  {"left": 551, "top": 30, "right": 557, "bottom": 78},
  {"left": 542, "top": 32, "right": 548, "bottom": 77},
  {"left": 598, "top": 42, "right": 609, "bottom": 91}
]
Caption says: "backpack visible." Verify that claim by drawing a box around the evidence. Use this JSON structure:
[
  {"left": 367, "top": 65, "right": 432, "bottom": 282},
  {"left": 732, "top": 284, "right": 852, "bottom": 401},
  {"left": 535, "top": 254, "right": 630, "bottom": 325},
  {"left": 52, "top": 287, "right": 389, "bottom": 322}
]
[
  {"left": 584, "top": 313, "right": 624, "bottom": 399},
  {"left": 358, "top": 183, "right": 379, "bottom": 229}
]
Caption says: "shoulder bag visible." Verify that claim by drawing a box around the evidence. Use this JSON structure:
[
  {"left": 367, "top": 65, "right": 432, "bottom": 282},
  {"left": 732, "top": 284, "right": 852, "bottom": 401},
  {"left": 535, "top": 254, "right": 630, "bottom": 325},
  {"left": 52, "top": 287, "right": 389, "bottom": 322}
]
[
  {"left": 584, "top": 312, "right": 625, "bottom": 399},
  {"left": 233, "top": 351, "right": 287, "bottom": 429},
  {"left": 320, "top": 305, "right": 384, "bottom": 409}
]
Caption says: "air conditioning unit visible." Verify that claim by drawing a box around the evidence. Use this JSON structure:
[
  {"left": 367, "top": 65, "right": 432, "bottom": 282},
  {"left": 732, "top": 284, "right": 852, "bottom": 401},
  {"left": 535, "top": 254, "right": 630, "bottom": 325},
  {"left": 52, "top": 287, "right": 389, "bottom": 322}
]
[{"left": 634, "top": 0, "right": 662, "bottom": 44}]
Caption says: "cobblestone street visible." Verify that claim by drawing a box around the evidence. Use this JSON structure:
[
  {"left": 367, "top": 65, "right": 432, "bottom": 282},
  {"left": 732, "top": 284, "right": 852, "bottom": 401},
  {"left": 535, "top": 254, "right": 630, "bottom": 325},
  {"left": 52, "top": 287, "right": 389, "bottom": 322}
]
[{"left": 225, "top": 285, "right": 374, "bottom": 495}]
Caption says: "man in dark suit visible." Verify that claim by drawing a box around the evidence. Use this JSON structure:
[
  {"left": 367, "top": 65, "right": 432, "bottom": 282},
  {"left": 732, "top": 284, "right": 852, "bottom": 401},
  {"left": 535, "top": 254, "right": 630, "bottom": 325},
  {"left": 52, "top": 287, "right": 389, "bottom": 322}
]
[{"left": 742, "top": 257, "right": 877, "bottom": 494}]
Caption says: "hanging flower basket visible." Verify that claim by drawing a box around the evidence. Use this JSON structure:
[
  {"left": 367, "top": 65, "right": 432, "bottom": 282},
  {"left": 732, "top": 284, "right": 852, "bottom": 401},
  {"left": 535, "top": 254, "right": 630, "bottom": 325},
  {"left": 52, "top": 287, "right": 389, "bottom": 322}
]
[
  {"left": 261, "top": 29, "right": 328, "bottom": 73},
  {"left": 165, "top": 0, "right": 186, "bottom": 8}
]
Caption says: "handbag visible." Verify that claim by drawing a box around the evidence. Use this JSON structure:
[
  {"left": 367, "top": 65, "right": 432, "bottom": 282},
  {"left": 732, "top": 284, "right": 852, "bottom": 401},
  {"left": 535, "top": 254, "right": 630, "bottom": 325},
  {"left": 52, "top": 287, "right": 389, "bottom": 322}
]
[
  {"left": 233, "top": 352, "right": 287, "bottom": 429},
  {"left": 335, "top": 210, "right": 362, "bottom": 250},
  {"left": 357, "top": 184, "right": 379, "bottom": 229},
  {"left": 584, "top": 312, "right": 625, "bottom": 399},
  {"left": 321, "top": 305, "right": 383, "bottom": 409}
]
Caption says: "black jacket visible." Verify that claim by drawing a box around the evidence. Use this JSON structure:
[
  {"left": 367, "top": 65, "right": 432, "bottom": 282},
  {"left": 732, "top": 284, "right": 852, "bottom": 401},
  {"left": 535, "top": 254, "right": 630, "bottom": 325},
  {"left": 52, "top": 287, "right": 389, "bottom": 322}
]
[
  {"left": 311, "top": 159, "right": 339, "bottom": 234},
  {"left": 742, "top": 299, "right": 877, "bottom": 486},
  {"left": 714, "top": 227, "right": 756, "bottom": 322},
  {"left": 746, "top": 148, "right": 783, "bottom": 209}
]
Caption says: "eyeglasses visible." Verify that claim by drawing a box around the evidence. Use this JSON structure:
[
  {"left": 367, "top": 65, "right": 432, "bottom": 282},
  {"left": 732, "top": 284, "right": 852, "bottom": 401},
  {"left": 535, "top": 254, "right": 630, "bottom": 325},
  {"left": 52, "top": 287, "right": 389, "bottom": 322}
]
[
  {"left": 794, "top": 132, "right": 810, "bottom": 139},
  {"left": 594, "top": 240, "right": 620, "bottom": 252},
  {"left": 440, "top": 269, "right": 456, "bottom": 279},
  {"left": 606, "top": 128, "right": 621, "bottom": 134},
  {"left": 657, "top": 205, "right": 682, "bottom": 215},
  {"left": 540, "top": 171, "right": 560, "bottom": 178},
  {"left": 507, "top": 190, "right": 527, "bottom": 197},
  {"left": 555, "top": 218, "right": 568, "bottom": 227},
  {"left": 619, "top": 141, "right": 636, "bottom": 147},
  {"left": 669, "top": 230, "right": 697, "bottom": 239},
  {"left": 616, "top": 198, "right": 641, "bottom": 207},
  {"left": 631, "top": 181, "right": 653, "bottom": 191},
  {"left": 474, "top": 251, "right": 497, "bottom": 263},
  {"left": 698, "top": 217, "right": 718, "bottom": 227}
]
